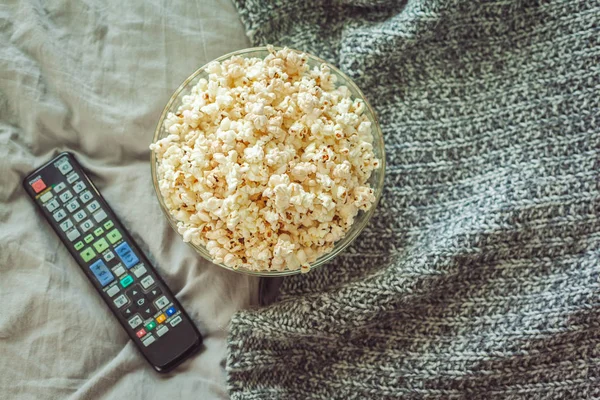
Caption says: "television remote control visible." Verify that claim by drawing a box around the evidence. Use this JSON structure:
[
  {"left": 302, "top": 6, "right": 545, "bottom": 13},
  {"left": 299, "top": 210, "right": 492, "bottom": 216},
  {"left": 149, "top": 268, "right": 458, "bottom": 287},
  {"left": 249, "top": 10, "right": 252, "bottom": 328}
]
[{"left": 23, "top": 152, "right": 202, "bottom": 373}]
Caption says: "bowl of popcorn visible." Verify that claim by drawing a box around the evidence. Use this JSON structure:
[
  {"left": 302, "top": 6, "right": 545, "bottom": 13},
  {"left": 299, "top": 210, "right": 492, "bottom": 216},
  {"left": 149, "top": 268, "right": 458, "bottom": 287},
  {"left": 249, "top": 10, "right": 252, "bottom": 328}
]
[{"left": 150, "top": 46, "right": 385, "bottom": 276}]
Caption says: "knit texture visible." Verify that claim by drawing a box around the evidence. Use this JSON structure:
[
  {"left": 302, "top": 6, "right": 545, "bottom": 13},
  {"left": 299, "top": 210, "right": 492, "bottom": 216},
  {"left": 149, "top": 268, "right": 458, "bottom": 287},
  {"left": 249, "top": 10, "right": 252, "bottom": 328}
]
[{"left": 227, "top": 0, "right": 600, "bottom": 398}]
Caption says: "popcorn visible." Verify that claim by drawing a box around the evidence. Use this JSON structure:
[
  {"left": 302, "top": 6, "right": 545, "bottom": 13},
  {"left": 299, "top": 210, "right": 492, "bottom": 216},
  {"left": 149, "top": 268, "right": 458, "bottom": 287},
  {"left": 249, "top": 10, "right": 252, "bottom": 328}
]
[
  {"left": 151, "top": 46, "right": 380, "bottom": 272},
  {"left": 273, "top": 184, "right": 291, "bottom": 211}
]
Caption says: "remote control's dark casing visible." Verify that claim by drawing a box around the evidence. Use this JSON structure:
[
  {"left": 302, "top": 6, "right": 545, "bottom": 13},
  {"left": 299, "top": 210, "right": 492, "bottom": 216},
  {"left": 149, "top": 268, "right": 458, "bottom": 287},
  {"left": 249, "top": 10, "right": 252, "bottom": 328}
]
[{"left": 23, "top": 151, "right": 202, "bottom": 373}]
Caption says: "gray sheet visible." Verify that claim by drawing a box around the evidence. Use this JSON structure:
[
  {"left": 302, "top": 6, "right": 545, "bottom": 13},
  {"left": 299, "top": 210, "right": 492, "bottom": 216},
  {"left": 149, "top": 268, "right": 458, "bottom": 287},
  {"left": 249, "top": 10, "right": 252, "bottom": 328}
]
[{"left": 0, "top": 1, "right": 257, "bottom": 399}]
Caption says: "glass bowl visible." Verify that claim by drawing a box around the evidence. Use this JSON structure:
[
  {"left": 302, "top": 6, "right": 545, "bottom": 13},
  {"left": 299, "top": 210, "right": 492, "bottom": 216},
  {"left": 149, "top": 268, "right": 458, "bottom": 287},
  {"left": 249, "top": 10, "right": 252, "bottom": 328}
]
[{"left": 150, "top": 47, "right": 386, "bottom": 276}]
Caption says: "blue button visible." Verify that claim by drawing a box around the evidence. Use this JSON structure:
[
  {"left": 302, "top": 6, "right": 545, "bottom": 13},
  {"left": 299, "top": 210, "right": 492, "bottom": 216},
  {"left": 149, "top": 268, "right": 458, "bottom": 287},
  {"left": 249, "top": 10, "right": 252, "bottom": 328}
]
[
  {"left": 114, "top": 242, "right": 140, "bottom": 269},
  {"left": 166, "top": 306, "right": 176, "bottom": 317},
  {"left": 89, "top": 259, "right": 115, "bottom": 287}
]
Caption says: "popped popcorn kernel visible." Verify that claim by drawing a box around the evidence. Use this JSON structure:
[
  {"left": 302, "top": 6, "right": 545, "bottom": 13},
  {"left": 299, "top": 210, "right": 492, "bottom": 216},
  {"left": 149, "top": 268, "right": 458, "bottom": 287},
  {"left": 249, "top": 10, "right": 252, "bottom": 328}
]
[{"left": 151, "top": 47, "right": 380, "bottom": 272}]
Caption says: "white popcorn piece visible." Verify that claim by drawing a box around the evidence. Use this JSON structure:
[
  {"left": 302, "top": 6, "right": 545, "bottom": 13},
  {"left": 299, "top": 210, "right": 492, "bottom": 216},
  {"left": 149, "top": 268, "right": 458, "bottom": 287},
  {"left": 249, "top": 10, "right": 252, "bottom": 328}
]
[
  {"left": 151, "top": 47, "right": 380, "bottom": 272},
  {"left": 243, "top": 144, "right": 264, "bottom": 163},
  {"left": 273, "top": 184, "right": 291, "bottom": 212}
]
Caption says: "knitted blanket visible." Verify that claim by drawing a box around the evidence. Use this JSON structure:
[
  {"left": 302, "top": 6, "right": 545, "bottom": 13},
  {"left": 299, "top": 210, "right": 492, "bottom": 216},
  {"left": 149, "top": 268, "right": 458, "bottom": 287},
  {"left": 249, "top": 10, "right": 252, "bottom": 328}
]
[{"left": 226, "top": 1, "right": 600, "bottom": 398}]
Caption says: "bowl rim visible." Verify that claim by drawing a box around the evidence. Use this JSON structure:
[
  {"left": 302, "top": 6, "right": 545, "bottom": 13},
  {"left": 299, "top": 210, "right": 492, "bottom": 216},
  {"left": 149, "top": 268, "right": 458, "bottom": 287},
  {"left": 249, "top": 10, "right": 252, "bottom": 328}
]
[{"left": 150, "top": 46, "right": 386, "bottom": 277}]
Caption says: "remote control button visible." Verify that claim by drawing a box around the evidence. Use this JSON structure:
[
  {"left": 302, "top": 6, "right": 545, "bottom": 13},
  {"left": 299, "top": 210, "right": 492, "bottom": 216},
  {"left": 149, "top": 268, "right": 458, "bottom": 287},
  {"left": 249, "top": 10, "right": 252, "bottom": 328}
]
[
  {"left": 155, "top": 295, "right": 170, "bottom": 309},
  {"left": 145, "top": 320, "right": 157, "bottom": 331},
  {"left": 53, "top": 209, "right": 67, "bottom": 222},
  {"left": 54, "top": 182, "right": 66, "bottom": 193},
  {"left": 90, "top": 259, "right": 114, "bottom": 287},
  {"left": 60, "top": 219, "right": 74, "bottom": 232},
  {"left": 66, "top": 228, "right": 80, "bottom": 242},
  {"left": 59, "top": 190, "right": 73, "bottom": 203},
  {"left": 136, "top": 328, "right": 147, "bottom": 338},
  {"left": 86, "top": 200, "right": 100, "bottom": 213},
  {"left": 113, "top": 294, "right": 128, "bottom": 308},
  {"left": 122, "top": 306, "right": 135, "bottom": 318},
  {"left": 93, "top": 210, "right": 107, "bottom": 223},
  {"left": 73, "top": 209, "right": 86, "bottom": 222},
  {"left": 93, "top": 238, "right": 109, "bottom": 253},
  {"left": 132, "top": 265, "right": 147, "bottom": 278},
  {"left": 73, "top": 181, "right": 87, "bottom": 194},
  {"left": 112, "top": 264, "right": 126, "bottom": 277},
  {"left": 140, "top": 306, "right": 155, "bottom": 319},
  {"left": 135, "top": 297, "right": 147, "bottom": 308},
  {"left": 120, "top": 274, "right": 134, "bottom": 288},
  {"left": 80, "top": 247, "right": 96, "bottom": 262},
  {"left": 104, "top": 220, "right": 114, "bottom": 230},
  {"left": 156, "top": 325, "right": 169, "bottom": 337},
  {"left": 66, "top": 200, "right": 80, "bottom": 213},
  {"left": 80, "top": 219, "right": 94, "bottom": 233},
  {"left": 115, "top": 242, "right": 139, "bottom": 269},
  {"left": 31, "top": 178, "right": 47, "bottom": 193},
  {"left": 129, "top": 288, "right": 149, "bottom": 311},
  {"left": 127, "top": 284, "right": 142, "bottom": 297},
  {"left": 66, "top": 172, "right": 79, "bottom": 184},
  {"left": 166, "top": 306, "right": 177, "bottom": 317},
  {"left": 104, "top": 250, "right": 115, "bottom": 262},
  {"left": 40, "top": 191, "right": 53, "bottom": 203},
  {"left": 107, "top": 229, "right": 122, "bottom": 244},
  {"left": 74, "top": 241, "right": 84, "bottom": 250},
  {"left": 106, "top": 284, "right": 120, "bottom": 297},
  {"left": 170, "top": 315, "right": 182, "bottom": 327},
  {"left": 39, "top": 190, "right": 53, "bottom": 204},
  {"left": 128, "top": 286, "right": 145, "bottom": 305},
  {"left": 140, "top": 275, "right": 155, "bottom": 290},
  {"left": 57, "top": 159, "right": 73, "bottom": 175},
  {"left": 128, "top": 315, "right": 143, "bottom": 329},
  {"left": 148, "top": 287, "right": 162, "bottom": 299},
  {"left": 156, "top": 314, "right": 166, "bottom": 324},
  {"left": 84, "top": 234, "right": 94, "bottom": 243},
  {"left": 46, "top": 199, "right": 60, "bottom": 212},
  {"left": 80, "top": 190, "right": 93, "bottom": 203},
  {"left": 93, "top": 227, "right": 104, "bottom": 237},
  {"left": 142, "top": 335, "right": 156, "bottom": 347}
]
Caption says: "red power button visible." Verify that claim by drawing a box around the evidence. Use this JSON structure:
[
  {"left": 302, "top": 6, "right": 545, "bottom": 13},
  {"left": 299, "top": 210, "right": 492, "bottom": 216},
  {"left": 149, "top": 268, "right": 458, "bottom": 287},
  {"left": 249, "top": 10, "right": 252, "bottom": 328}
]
[{"left": 31, "top": 178, "right": 46, "bottom": 193}]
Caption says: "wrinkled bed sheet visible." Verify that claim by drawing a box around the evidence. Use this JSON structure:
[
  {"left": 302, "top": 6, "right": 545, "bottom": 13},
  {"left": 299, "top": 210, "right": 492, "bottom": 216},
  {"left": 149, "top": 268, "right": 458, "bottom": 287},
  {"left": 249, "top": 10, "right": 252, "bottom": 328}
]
[{"left": 0, "top": 1, "right": 257, "bottom": 399}]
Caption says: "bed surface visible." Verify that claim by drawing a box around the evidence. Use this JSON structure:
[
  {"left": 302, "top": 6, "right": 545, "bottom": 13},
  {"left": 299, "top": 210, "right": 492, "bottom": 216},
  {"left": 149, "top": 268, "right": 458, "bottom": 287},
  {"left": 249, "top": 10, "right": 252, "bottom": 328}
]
[{"left": 0, "top": 1, "right": 257, "bottom": 398}]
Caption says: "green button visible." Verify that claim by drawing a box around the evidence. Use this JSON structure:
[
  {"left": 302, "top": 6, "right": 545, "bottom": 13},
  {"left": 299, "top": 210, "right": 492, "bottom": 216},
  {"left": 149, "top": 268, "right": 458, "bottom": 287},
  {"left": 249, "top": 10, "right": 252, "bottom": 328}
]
[
  {"left": 93, "top": 238, "right": 109, "bottom": 253},
  {"left": 145, "top": 320, "right": 157, "bottom": 331},
  {"left": 84, "top": 234, "right": 94, "bottom": 243},
  {"left": 104, "top": 220, "right": 114, "bottom": 230},
  {"left": 74, "top": 241, "right": 84, "bottom": 251},
  {"left": 80, "top": 247, "right": 96, "bottom": 262},
  {"left": 120, "top": 274, "right": 134, "bottom": 288},
  {"left": 107, "top": 228, "right": 122, "bottom": 244},
  {"left": 94, "top": 227, "right": 104, "bottom": 237}
]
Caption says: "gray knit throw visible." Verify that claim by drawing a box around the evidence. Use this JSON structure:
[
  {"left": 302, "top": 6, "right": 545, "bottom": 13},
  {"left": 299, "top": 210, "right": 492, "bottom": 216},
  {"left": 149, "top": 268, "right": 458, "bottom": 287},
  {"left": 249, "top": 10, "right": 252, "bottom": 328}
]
[{"left": 226, "top": 1, "right": 600, "bottom": 398}]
